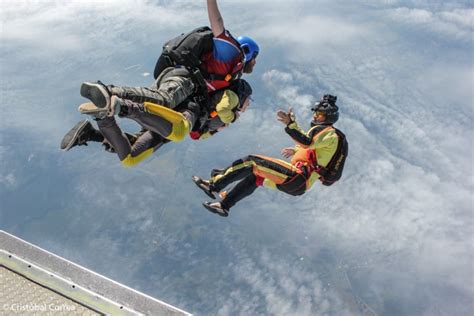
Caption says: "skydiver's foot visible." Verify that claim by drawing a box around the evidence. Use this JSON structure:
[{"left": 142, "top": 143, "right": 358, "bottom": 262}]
[
  {"left": 80, "top": 81, "right": 111, "bottom": 108},
  {"left": 60, "top": 120, "right": 96, "bottom": 151},
  {"left": 78, "top": 96, "right": 122, "bottom": 119},
  {"left": 192, "top": 176, "right": 217, "bottom": 199},
  {"left": 78, "top": 102, "right": 107, "bottom": 119},
  {"left": 202, "top": 202, "right": 229, "bottom": 217}
]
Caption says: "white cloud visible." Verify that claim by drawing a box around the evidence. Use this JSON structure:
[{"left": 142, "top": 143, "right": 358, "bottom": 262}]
[
  {"left": 0, "top": 172, "right": 17, "bottom": 189},
  {"left": 215, "top": 250, "right": 352, "bottom": 316},
  {"left": 385, "top": 7, "right": 473, "bottom": 42},
  {"left": 257, "top": 15, "right": 369, "bottom": 47},
  {"left": 262, "top": 69, "right": 315, "bottom": 118},
  {"left": 439, "top": 8, "right": 474, "bottom": 29},
  {"left": 1, "top": 1, "right": 473, "bottom": 315}
]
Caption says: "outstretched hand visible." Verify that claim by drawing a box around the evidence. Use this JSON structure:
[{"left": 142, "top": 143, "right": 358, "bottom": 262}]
[
  {"left": 281, "top": 147, "right": 296, "bottom": 158},
  {"left": 277, "top": 107, "right": 295, "bottom": 125}
]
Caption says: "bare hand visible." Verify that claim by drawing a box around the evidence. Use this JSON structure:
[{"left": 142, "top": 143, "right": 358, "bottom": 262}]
[
  {"left": 281, "top": 147, "right": 296, "bottom": 158},
  {"left": 277, "top": 107, "right": 294, "bottom": 125}
]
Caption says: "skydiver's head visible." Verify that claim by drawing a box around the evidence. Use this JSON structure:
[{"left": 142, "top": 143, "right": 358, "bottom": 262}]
[
  {"left": 311, "top": 95, "right": 339, "bottom": 126},
  {"left": 236, "top": 36, "right": 259, "bottom": 74},
  {"left": 230, "top": 79, "right": 253, "bottom": 112}
]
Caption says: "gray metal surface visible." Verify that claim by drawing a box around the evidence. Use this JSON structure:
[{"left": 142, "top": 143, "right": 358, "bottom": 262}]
[
  {"left": 1, "top": 266, "right": 101, "bottom": 315},
  {"left": 0, "top": 230, "right": 191, "bottom": 316}
]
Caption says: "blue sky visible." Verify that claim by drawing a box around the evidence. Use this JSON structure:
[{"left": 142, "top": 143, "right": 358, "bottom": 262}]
[{"left": 1, "top": 0, "right": 473, "bottom": 315}]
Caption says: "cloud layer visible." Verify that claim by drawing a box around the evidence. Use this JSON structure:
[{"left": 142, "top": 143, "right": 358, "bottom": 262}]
[{"left": 1, "top": 0, "right": 473, "bottom": 315}]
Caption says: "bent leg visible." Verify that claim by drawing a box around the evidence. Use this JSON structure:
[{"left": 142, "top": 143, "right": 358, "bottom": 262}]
[
  {"left": 249, "top": 154, "right": 300, "bottom": 185},
  {"left": 121, "top": 131, "right": 167, "bottom": 167},
  {"left": 121, "top": 99, "right": 195, "bottom": 142},
  {"left": 122, "top": 100, "right": 174, "bottom": 138},
  {"left": 210, "top": 156, "right": 255, "bottom": 191},
  {"left": 96, "top": 117, "right": 132, "bottom": 162},
  {"left": 211, "top": 154, "right": 298, "bottom": 191},
  {"left": 220, "top": 174, "right": 259, "bottom": 210},
  {"left": 156, "top": 75, "right": 195, "bottom": 109},
  {"left": 109, "top": 85, "right": 167, "bottom": 106},
  {"left": 97, "top": 117, "right": 167, "bottom": 167},
  {"left": 109, "top": 76, "right": 194, "bottom": 109}
]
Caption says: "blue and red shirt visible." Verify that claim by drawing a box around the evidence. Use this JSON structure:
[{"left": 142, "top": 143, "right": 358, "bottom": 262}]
[{"left": 200, "top": 30, "right": 244, "bottom": 92}]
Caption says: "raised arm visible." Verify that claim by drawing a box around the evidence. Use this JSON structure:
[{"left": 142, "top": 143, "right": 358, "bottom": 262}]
[
  {"left": 207, "top": 0, "right": 225, "bottom": 36},
  {"left": 277, "top": 108, "right": 313, "bottom": 147},
  {"left": 285, "top": 123, "right": 313, "bottom": 147}
]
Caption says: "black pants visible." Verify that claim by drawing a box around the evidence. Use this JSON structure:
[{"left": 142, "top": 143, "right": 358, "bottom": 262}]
[
  {"left": 220, "top": 174, "right": 259, "bottom": 210},
  {"left": 210, "top": 155, "right": 307, "bottom": 210},
  {"left": 96, "top": 117, "right": 166, "bottom": 165},
  {"left": 109, "top": 67, "right": 195, "bottom": 109}
]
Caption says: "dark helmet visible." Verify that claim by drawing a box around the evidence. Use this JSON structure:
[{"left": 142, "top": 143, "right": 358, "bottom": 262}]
[
  {"left": 230, "top": 79, "right": 253, "bottom": 109},
  {"left": 311, "top": 94, "right": 339, "bottom": 125},
  {"left": 237, "top": 36, "right": 260, "bottom": 63}
]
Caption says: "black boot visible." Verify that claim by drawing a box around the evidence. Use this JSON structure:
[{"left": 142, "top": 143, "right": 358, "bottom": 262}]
[
  {"left": 202, "top": 202, "right": 229, "bottom": 217},
  {"left": 192, "top": 176, "right": 218, "bottom": 199},
  {"left": 60, "top": 120, "right": 101, "bottom": 151}
]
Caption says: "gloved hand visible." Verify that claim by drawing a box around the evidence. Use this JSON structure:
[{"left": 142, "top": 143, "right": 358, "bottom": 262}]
[{"left": 189, "top": 131, "right": 201, "bottom": 140}]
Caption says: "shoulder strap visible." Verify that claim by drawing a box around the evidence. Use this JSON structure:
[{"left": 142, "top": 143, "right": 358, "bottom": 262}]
[{"left": 199, "top": 29, "right": 245, "bottom": 82}]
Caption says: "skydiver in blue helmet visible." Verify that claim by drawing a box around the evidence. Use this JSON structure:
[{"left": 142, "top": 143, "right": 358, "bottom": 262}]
[
  {"left": 61, "top": 79, "right": 253, "bottom": 167},
  {"left": 75, "top": 0, "right": 260, "bottom": 119},
  {"left": 61, "top": 0, "right": 259, "bottom": 167}
]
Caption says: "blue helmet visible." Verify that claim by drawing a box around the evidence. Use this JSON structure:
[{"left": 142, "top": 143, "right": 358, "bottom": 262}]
[{"left": 237, "top": 36, "right": 260, "bottom": 63}]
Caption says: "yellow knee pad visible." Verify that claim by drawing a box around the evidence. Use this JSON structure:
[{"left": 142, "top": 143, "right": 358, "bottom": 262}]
[
  {"left": 144, "top": 102, "right": 191, "bottom": 142},
  {"left": 120, "top": 148, "right": 154, "bottom": 167}
]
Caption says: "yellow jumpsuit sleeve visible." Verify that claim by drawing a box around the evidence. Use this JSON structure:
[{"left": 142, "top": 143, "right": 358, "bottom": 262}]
[
  {"left": 285, "top": 122, "right": 315, "bottom": 148},
  {"left": 215, "top": 90, "right": 239, "bottom": 124}
]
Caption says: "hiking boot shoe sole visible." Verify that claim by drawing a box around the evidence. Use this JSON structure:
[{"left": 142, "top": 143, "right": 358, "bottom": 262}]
[
  {"left": 202, "top": 202, "right": 229, "bottom": 217},
  {"left": 78, "top": 102, "right": 107, "bottom": 119},
  {"left": 60, "top": 120, "right": 92, "bottom": 151},
  {"left": 80, "top": 82, "right": 110, "bottom": 108},
  {"left": 192, "top": 176, "right": 216, "bottom": 199}
]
